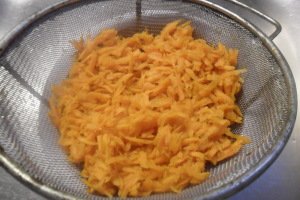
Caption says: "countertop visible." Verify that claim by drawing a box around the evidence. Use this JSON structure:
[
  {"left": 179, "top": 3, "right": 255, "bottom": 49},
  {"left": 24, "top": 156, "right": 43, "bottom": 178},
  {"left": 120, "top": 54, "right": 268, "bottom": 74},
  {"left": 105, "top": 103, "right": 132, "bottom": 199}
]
[{"left": 0, "top": 0, "right": 299, "bottom": 199}]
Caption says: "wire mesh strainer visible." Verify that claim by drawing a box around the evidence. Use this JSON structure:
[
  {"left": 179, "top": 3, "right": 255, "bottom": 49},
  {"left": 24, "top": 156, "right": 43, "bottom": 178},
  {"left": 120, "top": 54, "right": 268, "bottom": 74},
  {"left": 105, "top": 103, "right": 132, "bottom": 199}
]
[{"left": 0, "top": 0, "right": 297, "bottom": 199}]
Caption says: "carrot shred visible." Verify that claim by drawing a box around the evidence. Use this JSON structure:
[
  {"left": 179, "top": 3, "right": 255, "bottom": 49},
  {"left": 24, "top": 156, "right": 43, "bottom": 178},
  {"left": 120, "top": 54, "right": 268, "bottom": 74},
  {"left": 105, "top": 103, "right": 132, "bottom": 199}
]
[{"left": 49, "top": 20, "right": 249, "bottom": 197}]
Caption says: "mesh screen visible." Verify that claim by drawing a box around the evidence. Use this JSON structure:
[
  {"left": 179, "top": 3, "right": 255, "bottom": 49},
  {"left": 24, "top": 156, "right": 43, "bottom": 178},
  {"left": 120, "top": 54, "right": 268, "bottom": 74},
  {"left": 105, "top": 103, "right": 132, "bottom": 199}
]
[{"left": 0, "top": 0, "right": 291, "bottom": 199}]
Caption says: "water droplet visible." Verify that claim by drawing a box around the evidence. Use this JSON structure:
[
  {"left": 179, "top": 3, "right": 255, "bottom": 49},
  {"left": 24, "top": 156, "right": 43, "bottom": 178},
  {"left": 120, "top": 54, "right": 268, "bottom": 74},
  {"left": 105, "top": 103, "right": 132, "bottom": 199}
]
[{"left": 291, "top": 138, "right": 296, "bottom": 143}]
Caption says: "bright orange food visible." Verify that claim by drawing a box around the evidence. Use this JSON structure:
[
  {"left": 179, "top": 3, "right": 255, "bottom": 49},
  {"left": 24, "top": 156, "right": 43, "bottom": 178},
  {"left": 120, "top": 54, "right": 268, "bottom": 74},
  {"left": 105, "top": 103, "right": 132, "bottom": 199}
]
[{"left": 49, "top": 20, "right": 249, "bottom": 197}]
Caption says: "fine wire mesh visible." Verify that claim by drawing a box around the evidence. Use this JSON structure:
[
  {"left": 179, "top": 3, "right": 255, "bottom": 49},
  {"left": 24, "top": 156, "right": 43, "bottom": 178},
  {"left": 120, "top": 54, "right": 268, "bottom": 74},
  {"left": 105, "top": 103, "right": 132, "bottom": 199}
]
[{"left": 0, "top": 0, "right": 291, "bottom": 199}]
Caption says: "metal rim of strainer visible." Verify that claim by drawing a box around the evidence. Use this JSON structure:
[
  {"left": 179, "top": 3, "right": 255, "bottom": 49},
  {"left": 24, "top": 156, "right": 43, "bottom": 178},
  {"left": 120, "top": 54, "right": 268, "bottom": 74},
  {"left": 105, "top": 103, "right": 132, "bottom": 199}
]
[{"left": 0, "top": 0, "right": 297, "bottom": 199}]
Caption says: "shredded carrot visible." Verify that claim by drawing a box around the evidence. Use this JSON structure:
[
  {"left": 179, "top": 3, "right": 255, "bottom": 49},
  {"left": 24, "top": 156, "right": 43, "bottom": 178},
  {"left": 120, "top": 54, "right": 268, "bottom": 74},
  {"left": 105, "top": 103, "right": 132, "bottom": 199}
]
[{"left": 49, "top": 20, "right": 249, "bottom": 197}]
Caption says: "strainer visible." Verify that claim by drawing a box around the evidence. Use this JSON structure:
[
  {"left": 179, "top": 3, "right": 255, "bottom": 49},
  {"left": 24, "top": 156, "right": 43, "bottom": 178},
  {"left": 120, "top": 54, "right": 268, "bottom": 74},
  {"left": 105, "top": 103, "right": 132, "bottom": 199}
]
[{"left": 0, "top": 0, "right": 297, "bottom": 199}]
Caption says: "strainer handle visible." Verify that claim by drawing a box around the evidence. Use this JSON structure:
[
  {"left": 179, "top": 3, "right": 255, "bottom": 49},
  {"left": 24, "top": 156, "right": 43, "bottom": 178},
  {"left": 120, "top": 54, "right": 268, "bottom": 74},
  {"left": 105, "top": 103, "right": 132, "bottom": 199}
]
[{"left": 225, "top": 0, "right": 282, "bottom": 40}]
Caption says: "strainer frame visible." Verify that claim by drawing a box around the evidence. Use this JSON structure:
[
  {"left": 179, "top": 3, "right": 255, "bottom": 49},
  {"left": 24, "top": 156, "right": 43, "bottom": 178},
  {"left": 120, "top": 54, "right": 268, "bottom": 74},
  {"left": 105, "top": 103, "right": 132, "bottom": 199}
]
[{"left": 0, "top": 0, "right": 297, "bottom": 200}]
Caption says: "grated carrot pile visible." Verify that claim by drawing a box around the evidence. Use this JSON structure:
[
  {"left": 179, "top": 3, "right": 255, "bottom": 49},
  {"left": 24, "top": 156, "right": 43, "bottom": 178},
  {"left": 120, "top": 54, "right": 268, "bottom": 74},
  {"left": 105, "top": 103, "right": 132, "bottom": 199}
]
[{"left": 49, "top": 21, "right": 249, "bottom": 197}]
